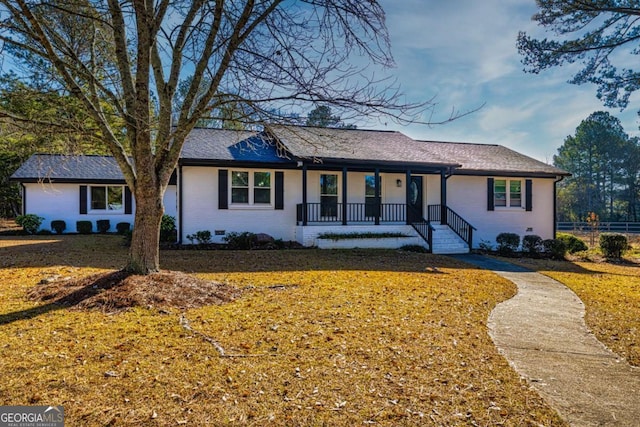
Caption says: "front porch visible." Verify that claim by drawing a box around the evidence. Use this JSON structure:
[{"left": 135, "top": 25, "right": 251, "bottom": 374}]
[
  {"left": 295, "top": 202, "right": 474, "bottom": 254},
  {"left": 292, "top": 165, "right": 474, "bottom": 253}
]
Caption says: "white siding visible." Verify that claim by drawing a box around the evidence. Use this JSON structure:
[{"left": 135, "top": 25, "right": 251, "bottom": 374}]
[
  {"left": 446, "top": 175, "right": 556, "bottom": 247},
  {"left": 180, "top": 166, "right": 300, "bottom": 242},
  {"left": 24, "top": 182, "right": 177, "bottom": 233}
]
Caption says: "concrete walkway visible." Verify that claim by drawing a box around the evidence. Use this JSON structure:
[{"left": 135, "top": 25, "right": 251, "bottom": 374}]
[{"left": 453, "top": 254, "right": 640, "bottom": 427}]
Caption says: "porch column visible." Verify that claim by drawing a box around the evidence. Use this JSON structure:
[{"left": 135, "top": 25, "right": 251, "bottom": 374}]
[
  {"left": 440, "top": 169, "right": 447, "bottom": 226},
  {"left": 302, "top": 165, "right": 308, "bottom": 226},
  {"left": 342, "top": 167, "right": 348, "bottom": 225},
  {"left": 375, "top": 168, "right": 380, "bottom": 225},
  {"left": 405, "top": 170, "right": 411, "bottom": 224}
]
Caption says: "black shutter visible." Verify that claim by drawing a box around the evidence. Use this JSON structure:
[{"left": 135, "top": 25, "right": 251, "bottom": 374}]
[
  {"left": 525, "top": 179, "right": 533, "bottom": 212},
  {"left": 275, "top": 171, "right": 284, "bottom": 210},
  {"left": 487, "top": 178, "right": 494, "bottom": 211},
  {"left": 218, "top": 169, "right": 228, "bottom": 209},
  {"left": 124, "top": 187, "right": 132, "bottom": 214},
  {"left": 79, "top": 185, "right": 87, "bottom": 214}
]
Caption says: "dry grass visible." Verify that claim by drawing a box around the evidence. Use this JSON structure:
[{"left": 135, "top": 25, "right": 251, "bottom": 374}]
[
  {"left": 513, "top": 256, "right": 640, "bottom": 367},
  {"left": 0, "top": 235, "right": 566, "bottom": 426}
]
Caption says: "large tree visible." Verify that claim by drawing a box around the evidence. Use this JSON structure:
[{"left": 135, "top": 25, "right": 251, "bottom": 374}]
[
  {"left": 0, "top": 0, "right": 427, "bottom": 274},
  {"left": 306, "top": 104, "right": 356, "bottom": 128},
  {"left": 554, "top": 111, "right": 639, "bottom": 221},
  {"left": 518, "top": 1, "right": 640, "bottom": 112}
]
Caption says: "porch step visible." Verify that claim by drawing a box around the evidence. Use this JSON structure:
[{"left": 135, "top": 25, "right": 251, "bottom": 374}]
[{"left": 431, "top": 225, "right": 469, "bottom": 254}]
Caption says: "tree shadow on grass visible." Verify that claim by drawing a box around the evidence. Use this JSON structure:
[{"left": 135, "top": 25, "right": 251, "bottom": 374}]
[{"left": 0, "top": 271, "right": 130, "bottom": 326}]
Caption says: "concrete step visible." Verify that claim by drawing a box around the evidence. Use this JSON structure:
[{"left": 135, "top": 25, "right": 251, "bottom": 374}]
[{"left": 431, "top": 226, "right": 469, "bottom": 254}]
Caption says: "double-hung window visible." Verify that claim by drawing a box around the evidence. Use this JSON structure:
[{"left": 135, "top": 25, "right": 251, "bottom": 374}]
[
  {"left": 231, "top": 171, "right": 271, "bottom": 205},
  {"left": 494, "top": 179, "right": 522, "bottom": 208},
  {"left": 90, "top": 185, "right": 123, "bottom": 211}
]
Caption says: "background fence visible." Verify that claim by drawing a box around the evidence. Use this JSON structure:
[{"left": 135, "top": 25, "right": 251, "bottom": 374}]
[{"left": 557, "top": 222, "right": 640, "bottom": 234}]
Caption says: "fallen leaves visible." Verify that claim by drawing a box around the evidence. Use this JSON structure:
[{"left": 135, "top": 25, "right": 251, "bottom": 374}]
[{"left": 0, "top": 236, "right": 568, "bottom": 426}]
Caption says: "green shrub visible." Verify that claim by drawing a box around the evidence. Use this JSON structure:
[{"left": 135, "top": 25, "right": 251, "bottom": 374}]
[
  {"left": 399, "top": 244, "right": 428, "bottom": 253},
  {"left": 496, "top": 232, "right": 520, "bottom": 255},
  {"left": 116, "top": 222, "right": 131, "bottom": 235},
  {"left": 51, "top": 220, "right": 66, "bottom": 234},
  {"left": 15, "top": 214, "right": 44, "bottom": 235},
  {"left": 36, "top": 229, "right": 53, "bottom": 235},
  {"left": 76, "top": 220, "right": 92, "bottom": 234},
  {"left": 160, "top": 215, "right": 177, "bottom": 242},
  {"left": 599, "top": 233, "right": 628, "bottom": 259},
  {"left": 96, "top": 219, "right": 111, "bottom": 234},
  {"left": 317, "top": 232, "right": 409, "bottom": 240},
  {"left": 522, "top": 234, "right": 543, "bottom": 255},
  {"left": 557, "top": 232, "right": 588, "bottom": 253},
  {"left": 543, "top": 239, "right": 567, "bottom": 260},
  {"left": 476, "top": 240, "right": 494, "bottom": 254},
  {"left": 224, "top": 231, "right": 256, "bottom": 250},
  {"left": 186, "top": 230, "right": 212, "bottom": 245}
]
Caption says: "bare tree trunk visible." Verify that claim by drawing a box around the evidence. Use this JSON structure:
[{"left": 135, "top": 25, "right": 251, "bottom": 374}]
[{"left": 127, "top": 185, "right": 163, "bottom": 274}]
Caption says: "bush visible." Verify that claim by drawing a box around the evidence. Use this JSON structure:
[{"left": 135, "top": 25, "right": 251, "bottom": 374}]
[
  {"left": 223, "top": 231, "right": 256, "bottom": 250},
  {"left": 599, "top": 233, "right": 628, "bottom": 259},
  {"left": 51, "top": 220, "right": 66, "bottom": 234},
  {"left": 522, "top": 234, "right": 543, "bottom": 256},
  {"left": 36, "top": 229, "right": 53, "bottom": 235},
  {"left": 478, "top": 240, "right": 494, "bottom": 253},
  {"left": 543, "top": 239, "right": 567, "bottom": 260},
  {"left": 96, "top": 219, "right": 111, "bottom": 234},
  {"left": 76, "top": 220, "right": 92, "bottom": 234},
  {"left": 496, "top": 232, "right": 520, "bottom": 255},
  {"left": 160, "top": 215, "right": 177, "bottom": 242},
  {"left": 15, "top": 214, "right": 44, "bottom": 235},
  {"left": 116, "top": 222, "right": 131, "bottom": 235},
  {"left": 399, "top": 244, "right": 428, "bottom": 253},
  {"left": 186, "top": 230, "right": 212, "bottom": 245},
  {"left": 557, "top": 232, "right": 588, "bottom": 254}
]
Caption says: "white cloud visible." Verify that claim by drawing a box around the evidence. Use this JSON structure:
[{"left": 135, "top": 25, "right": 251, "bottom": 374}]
[{"left": 374, "top": 1, "right": 640, "bottom": 162}]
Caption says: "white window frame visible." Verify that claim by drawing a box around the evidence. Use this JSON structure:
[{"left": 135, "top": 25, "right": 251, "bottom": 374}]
[
  {"left": 89, "top": 185, "right": 124, "bottom": 213},
  {"left": 229, "top": 170, "right": 274, "bottom": 208},
  {"left": 494, "top": 178, "right": 523, "bottom": 209}
]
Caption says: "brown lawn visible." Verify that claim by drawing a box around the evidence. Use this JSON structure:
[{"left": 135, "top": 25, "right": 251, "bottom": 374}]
[{"left": 0, "top": 235, "right": 566, "bottom": 426}]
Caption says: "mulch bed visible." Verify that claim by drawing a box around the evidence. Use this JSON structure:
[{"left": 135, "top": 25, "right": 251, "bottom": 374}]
[{"left": 27, "top": 270, "right": 241, "bottom": 312}]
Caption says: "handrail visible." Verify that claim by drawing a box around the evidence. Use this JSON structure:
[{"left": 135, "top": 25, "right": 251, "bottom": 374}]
[
  {"left": 427, "top": 204, "right": 476, "bottom": 248},
  {"left": 407, "top": 205, "right": 434, "bottom": 252}
]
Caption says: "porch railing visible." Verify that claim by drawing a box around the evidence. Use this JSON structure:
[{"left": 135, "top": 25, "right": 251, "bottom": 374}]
[
  {"left": 407, "top": 205, "right": 434, "bottom": 252},
  {"left": 427, "top": 204, "right": 476, "bottom": 248},
  {"left": 296, "top": 203, "right": 406, "bottom": 224}
]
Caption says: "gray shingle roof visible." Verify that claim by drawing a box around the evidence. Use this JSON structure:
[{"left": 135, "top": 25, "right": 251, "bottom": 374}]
[
  {"left": 11, "top": 126, "right": 568, "bottom": 181},
  {"left": 416, "top": 140, "right": 568, "bottom": 176},
  {"left": 181, "top": 128, "right": 288, "bottom": 163},
  {"left": 10, "top": 154, "right": 126, "bottom": 181},
  {"left": 266, "top": 125, "right": 459, "bottom": 167}
]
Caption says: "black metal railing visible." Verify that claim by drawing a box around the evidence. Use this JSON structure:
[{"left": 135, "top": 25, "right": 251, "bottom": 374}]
[
  {"left": 406, "top": 205, "right": 434, "bottom": 252},
  {"left": 296, "top": 203, "right": 406, "bottom": 224},
  {"left": 427, "top": 204, "right": 476, "bottom": 248}
]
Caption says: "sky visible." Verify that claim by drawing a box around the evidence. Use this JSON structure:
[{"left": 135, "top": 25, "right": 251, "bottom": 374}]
[{"left": 372, "top": 0, "right": 640, "bottom": 163}]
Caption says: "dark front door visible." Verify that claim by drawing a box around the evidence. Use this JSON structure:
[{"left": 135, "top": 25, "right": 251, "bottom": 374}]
[{"left": 407, "top": 175, "right": 423, "bottom": 223}]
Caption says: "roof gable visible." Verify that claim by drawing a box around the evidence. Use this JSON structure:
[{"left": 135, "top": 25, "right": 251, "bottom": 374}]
[{"left": 266, "top": 125, "right": 459, "bottom": 168}]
